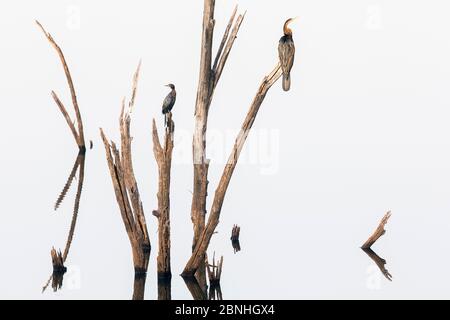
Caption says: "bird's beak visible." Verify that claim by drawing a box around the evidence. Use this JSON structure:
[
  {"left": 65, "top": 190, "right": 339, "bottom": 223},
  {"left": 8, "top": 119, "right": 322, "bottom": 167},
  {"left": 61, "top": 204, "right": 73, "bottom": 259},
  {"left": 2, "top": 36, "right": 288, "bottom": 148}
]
[{"left": 165, "top": 84, "right": 170, "bottom": 87}]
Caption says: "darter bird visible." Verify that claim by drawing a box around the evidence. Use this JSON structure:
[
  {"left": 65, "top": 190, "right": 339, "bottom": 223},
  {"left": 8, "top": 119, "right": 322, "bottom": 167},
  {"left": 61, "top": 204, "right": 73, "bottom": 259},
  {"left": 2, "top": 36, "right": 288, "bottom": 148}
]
[
  {"left": 162, "top": 83, "right": 176, "bottom": 126},
  {"left": 278, "top": 18, "right": 296, "bottom": 91}
]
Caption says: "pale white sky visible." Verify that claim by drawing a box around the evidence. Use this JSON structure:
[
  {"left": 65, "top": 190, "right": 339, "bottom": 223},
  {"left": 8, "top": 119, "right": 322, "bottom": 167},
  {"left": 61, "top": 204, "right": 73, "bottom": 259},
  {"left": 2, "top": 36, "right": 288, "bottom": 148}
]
[{"left": 1, "top": 0, "right": 450, "bottom": 299}]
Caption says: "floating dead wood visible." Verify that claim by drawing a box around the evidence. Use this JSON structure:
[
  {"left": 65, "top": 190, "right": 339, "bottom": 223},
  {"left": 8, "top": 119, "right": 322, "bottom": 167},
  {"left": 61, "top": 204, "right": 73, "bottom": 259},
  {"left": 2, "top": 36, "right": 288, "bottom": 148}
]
[
  {"left": 182, "top": 1, "right": 286, "bottom": 277},
  {"left": 231, "top": 224, "right": 240, "bottom": 241},
  {"left": 361, "top": 211, "right": 391, "bottom": 249},
  {"left": 362, "top": 248, "right": 392, "bottom": 281},
  {"left": 231, "top": 224, "right": 241, "bottom": 253},
  {"left": 152, "top": 113, "right": 174, "bottom": 279},
  {"left": 36, "top": 21, "right": 86, "bottom": 152},
  {"left": 100, "top": 62, "right": 150, "bottom": 274}
]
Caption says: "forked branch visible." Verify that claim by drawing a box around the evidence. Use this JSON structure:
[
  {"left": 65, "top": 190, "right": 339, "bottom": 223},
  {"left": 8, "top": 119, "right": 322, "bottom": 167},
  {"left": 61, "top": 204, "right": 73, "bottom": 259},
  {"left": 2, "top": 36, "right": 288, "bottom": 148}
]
[{"left": 36, "top": 21, "right": 85, "bottom": 150}]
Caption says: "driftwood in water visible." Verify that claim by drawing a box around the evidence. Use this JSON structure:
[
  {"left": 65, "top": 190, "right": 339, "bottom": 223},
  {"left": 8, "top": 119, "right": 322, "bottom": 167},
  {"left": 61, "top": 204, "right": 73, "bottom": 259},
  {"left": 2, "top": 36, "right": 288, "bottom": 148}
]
[
  {"left": 362, "top": 248, "right": 392, "bottom": 281},
  {"left": 361, "top": 211, "right": 391, "bottom": 249},
  {"left": 36, "top": 21, "right": 86, "bottom": 152},
  {"left": 231, "top": 224, "right": 241, "bottom": 253},
  {"left": 231, "top": 224, "right": 240, "bottom": 241},
  {"left": 152, "top": 114, "right": 174, "bottom": 279},
  {"left": 100, "top": 62, "right": 150, "bottom": 274}
]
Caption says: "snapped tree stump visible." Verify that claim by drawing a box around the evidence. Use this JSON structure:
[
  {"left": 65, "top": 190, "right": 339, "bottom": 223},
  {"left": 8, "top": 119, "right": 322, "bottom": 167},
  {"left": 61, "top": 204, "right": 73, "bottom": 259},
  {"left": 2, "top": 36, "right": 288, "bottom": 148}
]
[
  {"left": 361, "top": 211, "right": 391, "bottom": 249},
  {"left": 206, "top": 253, "right": 223, "bottom": 286},
  {"left": 100, "top": 62, "right": 150, "bottom": 274},
  {"left": 152, "top": 114, "right": 174, "bottom": 279}
]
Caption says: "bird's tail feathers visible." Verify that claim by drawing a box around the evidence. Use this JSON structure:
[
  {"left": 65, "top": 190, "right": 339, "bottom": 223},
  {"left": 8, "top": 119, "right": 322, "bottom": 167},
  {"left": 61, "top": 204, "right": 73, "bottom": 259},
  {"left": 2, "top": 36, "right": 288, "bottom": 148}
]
[{"left": 282, "top": 73, "right": 291, "bottom": 91}]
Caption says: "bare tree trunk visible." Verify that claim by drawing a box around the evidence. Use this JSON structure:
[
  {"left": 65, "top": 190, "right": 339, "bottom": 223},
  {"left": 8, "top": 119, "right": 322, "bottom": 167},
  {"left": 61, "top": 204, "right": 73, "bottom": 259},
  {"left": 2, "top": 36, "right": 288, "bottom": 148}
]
[
  {"left": 152, "top": 114, "right": 174, "bottom": 279},
  {"left": 36, "top": 21, "right": 85, "bottom": 151},
  {"left": 100, "top": 63, "right": 150, "bottom": 274},
  {"left": 183, "top": 63, "right": 283, "bottom": 276},
  {"left": 191, "top": 1, "right": 244, "bottom": 252}
]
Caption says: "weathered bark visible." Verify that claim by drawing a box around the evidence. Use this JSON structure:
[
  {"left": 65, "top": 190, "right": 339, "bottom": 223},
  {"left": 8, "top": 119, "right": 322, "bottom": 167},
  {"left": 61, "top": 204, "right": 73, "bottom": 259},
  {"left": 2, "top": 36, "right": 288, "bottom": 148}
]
[
  {"left": 191, "top": 1, "right": 245, "bottom": 254},
  {"left": 100, "top": 63, "right": 150, "bottom": 273},
  {"left": 182, "top": 63, "right": 283, "bottom": 276},
  {"left": 362, "top": 248, "right": 392, "bottom": 281},
  {"left": 152, "top": 114, "right": 174, "bottom": 279},
  {"left": 361, "top": 211, "right": 391, "bottom": 249},
  {"left": 36, "top": 21, "right": 85, "bottom": 150}
]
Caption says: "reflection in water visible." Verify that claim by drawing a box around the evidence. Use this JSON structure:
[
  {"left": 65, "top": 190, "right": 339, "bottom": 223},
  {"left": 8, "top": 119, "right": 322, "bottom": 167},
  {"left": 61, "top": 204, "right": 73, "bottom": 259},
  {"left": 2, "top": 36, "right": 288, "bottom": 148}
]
[
  {"left": 131, "top": 251, "right": 151, "bottom": 300},
  {"left": 182, "top": 275, "right": 208, "bottom": 300},
  {"left": 42, "top": 151, "right": 86, "bottom": 293},
  {"left": 362, "top": 248, "right": 393, "bottom": 281},
  {"left": 158, "top": 277, "right": 172, "bottom": 300},
  {"left": 231, "top": 239, "right": 241, "bottom": 254},
  {"left": 208, "top": 283, "right": 223, "bottom": 300}
]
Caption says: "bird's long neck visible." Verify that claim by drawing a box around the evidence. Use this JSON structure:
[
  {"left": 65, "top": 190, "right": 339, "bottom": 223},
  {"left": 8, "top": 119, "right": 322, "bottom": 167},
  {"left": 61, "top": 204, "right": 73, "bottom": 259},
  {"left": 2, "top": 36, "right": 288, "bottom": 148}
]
[{"left": 283, "top": 19, "right": 293, "bottom": 36}]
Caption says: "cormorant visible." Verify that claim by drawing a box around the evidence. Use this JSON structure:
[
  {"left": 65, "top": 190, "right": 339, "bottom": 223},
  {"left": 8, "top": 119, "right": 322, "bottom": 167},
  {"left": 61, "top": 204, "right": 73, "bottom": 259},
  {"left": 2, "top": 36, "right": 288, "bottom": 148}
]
[
  {"left": 278, "top": 18, "right": 296, "bottom": 91},
  {"left": 162, "top": 83, "right": 176, "bottom": 126}
]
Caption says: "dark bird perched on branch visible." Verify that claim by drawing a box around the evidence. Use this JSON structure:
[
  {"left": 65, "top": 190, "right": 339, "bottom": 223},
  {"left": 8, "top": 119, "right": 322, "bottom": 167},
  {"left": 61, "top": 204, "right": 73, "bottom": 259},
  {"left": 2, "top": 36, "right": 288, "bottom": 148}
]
[
  {"left": 278, "top": 18, "right": 296, "bottom": 91},
  {"left": 162, "top": 83, "right": 176, "bottom": 126}
]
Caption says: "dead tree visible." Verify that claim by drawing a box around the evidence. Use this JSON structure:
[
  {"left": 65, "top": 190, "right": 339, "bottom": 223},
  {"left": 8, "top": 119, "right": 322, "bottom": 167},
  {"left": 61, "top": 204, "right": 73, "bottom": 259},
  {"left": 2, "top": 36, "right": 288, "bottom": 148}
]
[
  {"left": 190, "top": 1, "right": 244, "bottom": 255},
  {"left": 100, "top": 62, "right": 151, "bottom": 274},
  {"left": 361, "top": 211, "right": 391, "bottom": 249},
  {"left": 152, "top": 114, "right": 175, "bottom": 279},
  {"left": 182, "top": 1, "right": 286, "bottom": 277},
  {"left": 183, "top": 63, "right": 283, "bottom": 276},
  {"left": 36, "top": 21, "right": 86, "bottom": 152}
]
